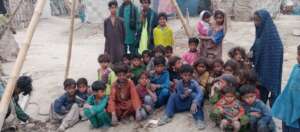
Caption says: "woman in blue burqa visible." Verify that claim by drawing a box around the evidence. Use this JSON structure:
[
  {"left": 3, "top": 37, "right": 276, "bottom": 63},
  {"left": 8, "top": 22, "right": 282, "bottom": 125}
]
[{"left": 250, "top": 9, "right": 283, "bottom": 107}]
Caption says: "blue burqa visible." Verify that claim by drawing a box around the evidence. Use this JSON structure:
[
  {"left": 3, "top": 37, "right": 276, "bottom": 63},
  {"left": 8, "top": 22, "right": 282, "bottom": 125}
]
[
  {"left": 251, "top": 9, "right": 283, "bottom": 95},
  {"left": 272, "top": 64, "right": 300, "bottom": 128}
]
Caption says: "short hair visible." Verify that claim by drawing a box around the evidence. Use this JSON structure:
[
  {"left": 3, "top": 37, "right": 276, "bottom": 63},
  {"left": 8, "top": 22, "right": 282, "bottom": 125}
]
[
  {"left": 138, "top": 71, "right": 149, "bottom": 79},
  {"left": 239, "top": 84, "right": 256, "bottom": 96},
  {"left": 165, "top": 46, "right": 173, "bottom": 53},
  {"left": 158, "top": 12, "right": 168, "bottom": 21},
  {"left": 77, "top": 78, "right": 88, "bottom": 86},
  {"left": 179, "top": 64, "right": 194, "bottom": 74},
  {"left": 16, "top": 76, "right": 33, "bottom": 96},
  {"left": 112, "top": 63, "right": 129, "bottom": 74},
  {"left": 91, "top": 80, "right": 106, "bottom": 91},
  {"left": 131, "top": 54, "right": 142, "bottom": 60},
  {"left": 168, "top": 56, "right": 181, "bottom": 68},
  {"left": 123, "top": 54, "right": 132, "bottom": 61},
  {"left": 188, "top": 37, "right": 199, "bottom": 46},
  {"left": 153, "top": 45, "right": 166, "bottom": 55},
  {"left": 193, "top": 57, "right": 209, "bottom": 69},
  {"left": 142, "top": 50, "right": 152, "bottom": 57},
  {"left": 222, "top": 86, "right": 236, "bottom": 95},
  {"left": 228, "top": 47, "right": 246, "bottom": 59},
  {"left": 64, "top": 78, "right": 76, "bottom": 89},
  {"left": 202, "top": 11, "right": 212, "bottom": 20},
  {"left": 213, "top": 58, "right": 224, "bottom": 66},
  {"left": 98, "top": 54, "right": 110, "bottom": 63},
  {"left": 153, "top": 56, "right": 166, "bottom": 66},
  {"left": 246, "top": 70, "right": 258, "bottom": 84},
  {"left": 108, "top": 0, "right": 118, "bottom": 8},
  {"left": 224, "top": 59, "right": 239, "bottom": 73},
  {"left": 140, "top": 0, "right": 151, "bottom": 4}
]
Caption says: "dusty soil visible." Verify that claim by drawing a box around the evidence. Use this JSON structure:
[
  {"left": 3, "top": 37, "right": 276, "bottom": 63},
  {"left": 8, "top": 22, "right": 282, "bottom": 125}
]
[{"left": 2, "top": 15, "right": 300, "bottom": 132}]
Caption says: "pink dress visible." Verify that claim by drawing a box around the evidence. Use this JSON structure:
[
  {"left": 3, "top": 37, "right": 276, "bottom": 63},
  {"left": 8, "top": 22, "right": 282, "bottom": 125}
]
[{"left": 181, "top": 51, "right": 198, "bottom": 65}]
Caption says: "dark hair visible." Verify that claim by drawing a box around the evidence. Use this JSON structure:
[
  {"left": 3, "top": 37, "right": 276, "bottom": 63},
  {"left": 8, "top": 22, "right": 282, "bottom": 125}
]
[
  {"left": 224, "top": 59, "right": 239, "bottom": 74},
  {"left": 193, "top": 57, "right": 209, "bottom": 69},
  {"left": 64, "top": 78, "right": 76, "bottom": 89},
  {"left": 16, "top": 76, "right": 33, "bottom": 96},
  {"left": 202, "top": 11, "right": 212, "bottom": 20},
  {"left": 179, "top": 64, "right": 194, "bottom": 74},
  {"left": 123, "top": 54, "right": 132, "bottom": 60},
  {"left": 228, "top": 47, "right": 246, "bottom": 60},
  {"left": 77, "top": 78, "right": 88, "bottom": 86},
  {"left": 108, "top": 0, "right": 118, "bottom": 8},
  {"left": 153, "top": 56, "right": 166, "bottom": 66},
  {"left": 188, "top": 37, "right": 199, "bottom": 46},
  {"left": 131, "top": 54, "right": 142, "bottom": 60},
  {"left": 139, "top": 71, "right": 149, "bottom": 79},
  {"left": 158, "top": 12, "right": 168, "bottom": 21},
  {"left": 91, "top": 80, "right": 106, "bottom": 91},
  {"left": 214, "top": 10, "right": 225, "bottom": 19},
  {"left": 168, "top": 56, "right": 181, "bottom": 69},
  {"left": 246, "top": 70, "right": 258, "bottom": 85},
  {"left": 140, "top": 0, "right": 151, "bottom": 4},
  {"left": 153, "top": 45, "right": 166, "bottom": 55},
  {"left": 112, "top": 63, "right": 129, "bottom": 74},
  {"left": 142, "top": 50, "right": 152, "bottom": 57},
  {"left": 165, "top": 46, "right": 173, "bottom": 53},
  {"left": 239, "top": 84, "right": 256, "bottom": 96},
  {"left": 222, "top": 86, "right": 236, "bottom": 95},
  {"left": 213, "top": 58, "right": 224, "bottom": 66},
  {"left": 98, "top": 54, "right": 110, "bottom": 63}
]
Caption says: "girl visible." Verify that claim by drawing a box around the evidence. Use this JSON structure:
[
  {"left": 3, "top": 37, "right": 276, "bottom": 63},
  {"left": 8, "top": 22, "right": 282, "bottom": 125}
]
[
  {"left": 223, "top": 59, "right": 239, "bottom": 76},
  {"left": 168, "top": 56, "right": 182, "bottom": 92},
  {"left": 193, "top": 58, "right": 210, "bottom": 92},
  {"left": 197, "top": 10, "right": 212, "bottom": 56},
  {"left": 228, "top": 47, "right": 247, "bottom": 69}
]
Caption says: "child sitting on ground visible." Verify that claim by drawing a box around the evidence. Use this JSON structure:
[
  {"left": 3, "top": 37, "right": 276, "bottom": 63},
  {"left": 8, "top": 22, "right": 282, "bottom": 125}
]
[
  {"left": 136, "top": 72, "right": 157, "bottom": 117},
  {"left": 108, "top": 64, "right": 142, "bottom": 125},
  {"left": 153, "top": 12, "right": 174, "bottom": 47},
  {"left": 131, "top": 54, "right": 146, "bottom": 84},
  {"left": 158, "top": 64, "right": 206, "bottom": 129},
  {"left": 207, "top": 58, "right": 224, "bottom": 89},
  {"left": 228, "top": 47, "right": 247, "bottom": 69},
  {"left": 193, "top": 58, "right": 210, "bottom": 94},
  {"left": 76, "top": 78, "right": 90, "bottom": 102},
  {"left": 165, "top": 46, "right": 173, "bottom": 61},
  {"left": 223, "top": 59, "right": 239, "bottom": 76},
  {"left": 211, "top": 87, "right": 245, "bottom": 132},
  {"left": 181, "top": 37, "right": 200, "bottom": 65},
  {"left": 122, "top": 54, "right": 131, "bottom": 66},
  {"left": 50, "top": 79, "right": 81, "bottom": 131},
  {"left": 146, "top": 46, "right": 167, "bottom": 71},
  {"left": 239, "top": 84, "right": 275, "bottom": 132},
  {"left": 168, "top": 56, "right": 182, "bottom": 92},
  {"left": 237, "top": 69, "right": 260, "bottom": 99},
  {"left": 97, "top": 54, "right": 117, "bottom": 95},
  {"left": 142, "top": 50, "right": 152, "bottom": 66},
  {"left": 150, "top": 56, "right": 170, "bottom": 108},
  {"left": 83, "top": 80, "right": 111, "bottom": 128}
]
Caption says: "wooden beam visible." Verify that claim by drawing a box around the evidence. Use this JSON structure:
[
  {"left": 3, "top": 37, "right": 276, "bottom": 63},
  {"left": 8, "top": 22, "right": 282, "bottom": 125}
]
[
  {"left": 170, "top": 0, "right": 192, "bottom": 37},
  {"left": 0, "top": 0, "right": 47, "bottom": 130}
]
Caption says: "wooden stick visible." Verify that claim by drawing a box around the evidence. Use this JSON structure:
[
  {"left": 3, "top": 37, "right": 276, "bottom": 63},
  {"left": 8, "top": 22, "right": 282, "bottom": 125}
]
[
  {"left": 0, "top": 0, "right": 47, "bottom": 130},
  {"left": 64, "top": 0, "right": 76, "bottom": 79},
  {"left": 171, "top": 0, "right": 192, "bottom": 37}
]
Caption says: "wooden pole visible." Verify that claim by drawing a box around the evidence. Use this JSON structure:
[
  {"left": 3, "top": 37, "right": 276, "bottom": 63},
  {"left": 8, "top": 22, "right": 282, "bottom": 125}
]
[
  {"left": 171, "top": 0, "right": 192, "bottom": 37},
  {"left": 64, "top": 0, "right": 76, "bottom": 79},
  {"left": 0, "top": 0, "right": 47, "bottom": 130}
]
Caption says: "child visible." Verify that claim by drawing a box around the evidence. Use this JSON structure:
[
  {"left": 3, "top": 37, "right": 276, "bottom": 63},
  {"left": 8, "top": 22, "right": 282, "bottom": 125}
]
[
  {"left": 165, "top": 46, "right": 173, "bottom": 60},
  {"left": 150, "top": 56, "right": 170, "bottom": 108},
  {"left": 146, "top": 46, "right": 167, "bottom": 71},
  {"left": 76, "top": 78, "right": 90, "bottom": 102},
  {"left": 272, "top": 45, "right": 300, "bottom": 132},
  {"left": 104, "top": 1, "right": 125, "bottom": 64},
  {"left": 211, "top": 87, "right": 245, "bottom": 132},
  {"left": 136, "top": 72, "right": 157, "bottom": 117},
  {"left": 228, "top": 46, "right": 247, "bottom": 69},
  {"left": 209, "top": 58, "right": 224, "bottom": 79},
  {"left": 238, "top": 69, "right": 261, "bottom": 99},
  {"left": 193, "top": 58, "right": 210, "bottom": 93},
  {"left": 83, "top": 80, "right": 111, "bottom": 128},
  {"left": 122, "top": 54, "right": 131, "bottom": 66},
  {"left": 142, "top": 50, "right": 152, "bottom": 66},
  {"left": 97, "top": 54, "right": 117, "bottom": 95},
  {"left": 108, "top": 64, "right": 142, "bottom": 125},
  {"left": 181, "top": 37, "right": 200, "bottom": 65},
  {"left": 197, "top": 10, "right": 212, "bottom": 57},
  {"left": 50, "top": 79, "right": 81, "bottom": 131},
  {"left": 131, "top": 54, "right": 146, "bottom": 84},
  {"left": 168, "top": 56, "right": 182, "bottom": 92},
  {"left": 158, "top": 64, "right": 206, "bottom": 130},
  {"left": 240, "top": 84, "right": 275, "bottom": 132},
  {"left": 224, "top": 59, "right": 239, "bottom": 76},
  {"left": 153, "top": 12, "right": 174, "bottom": 47}
]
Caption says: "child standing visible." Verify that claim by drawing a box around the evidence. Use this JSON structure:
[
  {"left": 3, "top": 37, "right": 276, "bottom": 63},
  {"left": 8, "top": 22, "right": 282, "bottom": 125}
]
[
  {"left": 97, "top": 54, "right": 117, "bottom": 95},
  {"left": 131, "top": 54, "right": 146, "bottom": 84},
  {"left": 193, "top": 58, "right": 210, "bottom": 93},
  {"left": 197, "top": 10, "right": 212, "bottom": 57},
  {"left": 104, "top": 1, "right": 125, "bottom": 64},
  {"left": 84, "top": 80, "right": 111, "bottom": 128},
  {"left": 168, "top": 56, "right": 182, "bottom": 92},
  {"left": 182, "top": 37, "right": 200, "bottom": 65},
  {"left": 153, "top": 12, "right": 174, "bottom": 47},
  {"left": 108, "top": 64, "right": 142, "bottom": 125},
  {"left": 158, "top": 64, "right": 206, "bottom": 130},
  {"left": 240, "top": 84, "right": 275, "bottom": 132},
  {"left": 150, "top": 56, "right": 170, "bottom": 108},
  {"left": 50, "top": 79, "right": 81, "bottom": 131},
  {"left": 272, "top": 45, "right": 300, "bottom": 132}
]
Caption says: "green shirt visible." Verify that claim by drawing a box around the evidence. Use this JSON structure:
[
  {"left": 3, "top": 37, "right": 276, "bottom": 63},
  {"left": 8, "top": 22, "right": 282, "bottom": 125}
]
[{"left": 85, "top": 95, "right": 108, "bottom": 116}]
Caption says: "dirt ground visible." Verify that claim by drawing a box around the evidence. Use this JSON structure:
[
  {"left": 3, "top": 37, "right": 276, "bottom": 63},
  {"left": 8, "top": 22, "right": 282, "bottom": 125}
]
[{"left": 2, "top": 15, "right": 300, "bottom": 132}]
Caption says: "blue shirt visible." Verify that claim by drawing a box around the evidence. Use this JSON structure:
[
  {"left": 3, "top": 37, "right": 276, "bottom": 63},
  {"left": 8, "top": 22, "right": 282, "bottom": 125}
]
[
  {"left": 150, "top": 70, "right": 170, "bottom": 91},
  {"left": 53, "top": 93, "right": 79, "bottom": 115},
  {"left": 176, "top": 79, "right": 204, "bottom": 106}
]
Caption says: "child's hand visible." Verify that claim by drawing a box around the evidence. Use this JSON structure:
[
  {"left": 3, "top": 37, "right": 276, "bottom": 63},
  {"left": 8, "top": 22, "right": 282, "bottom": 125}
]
[
  {"left": 83, "top": 104, "right": 92, "bottom": 109},
  {"left": 190, "top": 103, "right": 198, "bottom": 113},
  {"left": 250, "top": 112, "right": 261, "bottom": 117}
]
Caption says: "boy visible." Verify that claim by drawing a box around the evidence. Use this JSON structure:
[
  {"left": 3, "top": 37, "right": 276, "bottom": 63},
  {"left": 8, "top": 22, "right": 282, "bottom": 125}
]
[
  {"left": 84, "top": 80, "right": 111, "bottom": 128},
  {"left": 146, "top": 45, "right": 167, "bottom": 71},
  {"left": 158, "top": 64, "right": 206, "bottom": 130},
  {"left": 240, "top": 84, "right": 275, "bottom": 132},
  {"left": 131, "top": 54, "right": 146, "bottom": 84},
  {"left": 50, "top": 79, "right": 81, "bottom": 131},
  {"left": 165, "top": 46, "right": 173, "bottom": 60},
  {"left": 108, "top": 64, "right": 142, "bottom": 125},
  {"left": 182, "top": 37, "right": 200, "bottom": 65},
  {"left": 168, "top": 56, "right": 182, "bottom": 92},
  {"left": 142, "top": 50, "right": 152, "bottom": 66},
  {"left": 76, "top": 78, "right": 90, "bottom": 101},
  {"left": 153, "top": 12, "right": 174, "bottom": 47},
  {"left": 104, "top": 1, "right": 125, "bottom": 64},
  {"left": 97, "top": 54, "right": 117, "bottom": 95},
  {"left": 150, "top": 56, "right": 170, "bottom": 108}
]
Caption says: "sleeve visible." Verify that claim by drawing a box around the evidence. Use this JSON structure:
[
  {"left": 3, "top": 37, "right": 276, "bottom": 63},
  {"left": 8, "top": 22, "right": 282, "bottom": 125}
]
[
  {"left": 258, "top": 101, "right": 272, "bottom": 124},
  {"left": 159, "top": 71, "right": 170, "bottom": 90},
  {"left": 53, "top": 95, "right": 67, "bottom": 115},
  {"left": 91, "top": 96, "right": 109, "bottom": 114},
  {"left": 129, "top": 81, "right": 142, "bottom": 110},
  {"left": 107, "top": 85, "right": 116, "bottom": 113},
  {"left": 212, "top": 29, "right": 225, "bottom": 45},
  {"left": 175, "top": 81, "right": 184, "bottom": 96},
  {"left": 192, "top": 81, "right": 204, "bottom": 106},
  {"left": 104, "top": 20, "right": 109, "bottom": 53},
  {"left": 197, "top": 22, "right": 208, "bottom": 36},
  {"left": 13, "top": 101, "right": 29, "bottom": 122},
  {"left": 153, "top": 27, "right": 158, "bottom": 45},
  {"left": 121, "top": 19, "right": 126, "bottom": 44},
  {"left": 170, "top": 28, "right": 174, "bottom": 45}
]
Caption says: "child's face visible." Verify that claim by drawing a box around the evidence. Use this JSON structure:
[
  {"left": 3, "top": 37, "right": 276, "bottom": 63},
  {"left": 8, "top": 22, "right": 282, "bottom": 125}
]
[
  {"left": 219, "top": 79, "right": 228, "bottom": 89},
  {"left": 141, "top": 0, "right": 150, "bottom": 10},
  {"left": 109, "top": 5, "right": 117, "bottom": 16},
  {"left": 132, "top": 58, "right": 142, "bottom": 67},
  {"left": 189, "top": 43, "right": 197, "bottom": 52},
  {"left": 234, "top": 51, "right": 243, "bottom": 62},
  {"left": 196, "top": 64, "right": 206, "bottom": 75},
  {"left": 224, "top": 93, "right": 236, "bottom": 104},
  {"left": 254, "top": 14, "right": 261, "bottom": 27},
  {"left": 123, "top": 58, "right": 130, "bottom": 65},
  {"left": 139, "top": 74, "right": 149, "bottom": 86},
  {"left": 213, "top": 62, "right": 223, "bottom": 76},
  {"left": 224, "top": 66, "right": 234, "bottom": 75},
  {"left": 154, "top": 64, "right": 165, "bottom": 74},
  {"left": 175, "top": 60, "right": 182, "bottom": 70},
  {"left": 143, "top": 54, "right": 151, "bottom": 64},
  {"left": 204, "top": 17, "right": 210, "bottom": 23},
  {"left": 94, "top": 90, "right": 105, "bottom": 98},
  {"left": 242, "top": 93, "right": 256, "bottom": 105},
  {"left": 215, "top": 14, "right": 224, "bottom": 25},
  {"left": 159, "top": 17, "right": 167, "bottom": 27},
  {"left": 117, "top": 72, "right": 128, "bottom": 83},
  {"left": 297, "top": 50, "right": 300, "bottom": 64},
  {"left": 66, "top": 84, "right": 76, "bottom": 96},
  {"left": 155, "top": 52, "right": 163, "bottom": 57},
  {"left": 181, "top": 72, "right": 192, "bottom": 82},
  {"left": 165, "top": 50, "right": 172, "bottom": 58},
  {"left": 78, "top": 84, "right": 88, "bottom": 93},
  {"left": 100, "top": 62, "right": 109, "bottom": 69}
]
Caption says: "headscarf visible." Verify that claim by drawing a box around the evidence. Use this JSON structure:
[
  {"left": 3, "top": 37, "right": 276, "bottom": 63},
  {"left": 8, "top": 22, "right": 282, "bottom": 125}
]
[
  {"left": 251, "top": 9, "right": 283, "bottom": 95},
  {"left": 197, "top": 10, "right": 211, "bottom": 36}
]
